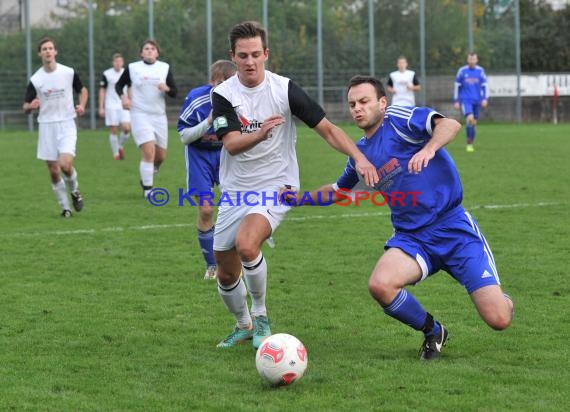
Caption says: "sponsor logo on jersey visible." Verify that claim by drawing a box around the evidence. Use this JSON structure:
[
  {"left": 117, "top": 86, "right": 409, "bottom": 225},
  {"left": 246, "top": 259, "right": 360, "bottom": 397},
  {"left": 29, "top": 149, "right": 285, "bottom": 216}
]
[
  {"left": 376, "top": 158, "right": 402, "bottom": 191},
  {"left": 241, "top": 119, "right": 263, "bottom": 134}
]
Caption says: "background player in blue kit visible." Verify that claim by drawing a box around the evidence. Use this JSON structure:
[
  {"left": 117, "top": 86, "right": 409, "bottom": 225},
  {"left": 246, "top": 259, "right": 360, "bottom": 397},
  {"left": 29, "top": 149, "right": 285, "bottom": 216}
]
[
  {"left": 282, "top": 75, "right": 513, "bottom": 361},
  {"left": 454, "top": 52, "right": 488, "bottom": 152},
  {"left": 177, "top": 60, "right": 236, "bottom": 280}
]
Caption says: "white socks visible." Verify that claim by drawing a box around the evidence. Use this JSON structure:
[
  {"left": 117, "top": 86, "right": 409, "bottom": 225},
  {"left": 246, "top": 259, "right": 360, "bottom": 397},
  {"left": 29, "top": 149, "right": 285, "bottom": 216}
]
[
  {"left": 109, "top": 134, "right": 119, "bottom": 156},
  {"left": 218, "top": 278, "right": 252, "bottom": 329},
  {"left": 119, "top": 132, "right": 129, "bottom": 147},
  {"left": 242, "top": 253, "right": 267, "bottom": 317},
  {"left": 63, "top": 168, "right": 79, "bottom": 193},
  {"left": 139, "top": 161, "right": 154, "bottom": 187},
  {"left": 52, "top": 179, "right": 70, "bottom": 210}
]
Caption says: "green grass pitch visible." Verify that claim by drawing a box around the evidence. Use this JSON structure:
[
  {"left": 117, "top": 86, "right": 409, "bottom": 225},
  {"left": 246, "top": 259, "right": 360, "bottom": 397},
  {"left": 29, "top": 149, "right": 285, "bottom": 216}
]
[{"left": 1, "top": 123, "right": 569, "bottom": 411}]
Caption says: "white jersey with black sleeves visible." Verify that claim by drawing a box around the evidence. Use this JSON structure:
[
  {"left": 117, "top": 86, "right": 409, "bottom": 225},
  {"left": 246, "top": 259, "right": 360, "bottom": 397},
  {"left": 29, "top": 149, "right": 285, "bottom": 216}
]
[
  {"left": 211, "top": 71, "right": 325, "bottom": 193},
  {"left": 388, "top": 69, "right": 419, "bottom": 106},
  {"left": 29, "top": 63, "right": 78, "bottom": 123},
  {"left": 127, "top": 60, "right": 170, "bottom": 115},
  {"left": 100, "top": 67, "right": 124, "bottom": 110}
]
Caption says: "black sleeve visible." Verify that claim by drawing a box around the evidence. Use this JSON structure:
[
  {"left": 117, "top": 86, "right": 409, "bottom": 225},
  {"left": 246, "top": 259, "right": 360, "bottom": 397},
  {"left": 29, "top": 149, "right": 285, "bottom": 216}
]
[
  {"left": 165, "top": 68, "right": 177, "bottom": 98},
  {"left": 72, "top": 72, "right": 84, "bottom": 94},
  {"left": 24, "top": 82, "right": 37, "bottom": 102},
  {"left": 288, "top": 80, "right": 326, "bottom": 128},
  {"left": 412, "top": 73, "right": 420, "bottom": 85},
  {"left": 386, "top": 76, "right": 394, "bottom": 87},
  {"left": 212, "top": 91, "right": 241, "bottom": 139},
  {"left": 115, "top": 68, "right": 131, "bottom": 96},
  {"left": 99, "top": 73, "right": 108, "bottom": 89}
]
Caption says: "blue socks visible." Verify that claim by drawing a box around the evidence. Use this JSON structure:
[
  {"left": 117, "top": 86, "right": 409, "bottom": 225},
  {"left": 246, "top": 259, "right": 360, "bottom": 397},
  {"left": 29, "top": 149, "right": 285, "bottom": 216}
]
[
  {"left": 197, "top": 226, "right": 216, "bottom": 267},
  {"left": 383, "top": 289, "right": 441, "bottom": 337},
  {"left": 466, "top": 124, "right": 475, "bottom": 143}
]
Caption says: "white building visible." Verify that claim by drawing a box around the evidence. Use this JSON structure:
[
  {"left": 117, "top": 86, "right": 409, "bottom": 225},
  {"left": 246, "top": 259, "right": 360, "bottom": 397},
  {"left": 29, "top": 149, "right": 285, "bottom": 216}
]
[{"left": 0, "top": 0, "right": 84, "bottom": 33}]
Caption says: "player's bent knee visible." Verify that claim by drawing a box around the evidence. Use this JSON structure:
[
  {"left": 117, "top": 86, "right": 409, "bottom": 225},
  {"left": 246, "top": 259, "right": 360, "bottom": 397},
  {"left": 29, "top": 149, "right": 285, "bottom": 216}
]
[
  {"left": 217, "top": 271, "right": 240, "bottom": 287},
  {"left": 486, "top": 313, "right": 512, "bottom": 331},
  {"left": 368, "top": 275, "right": 396, "bottom": 305},
  {"left": 60, "top": 164, "right": 73, "bottom": 176},
  {"left": 482, "top": 306, "right": 513, "bottom": 330},
  {"left": 235, "top": 240, "right": 260, "bottom": 263}
]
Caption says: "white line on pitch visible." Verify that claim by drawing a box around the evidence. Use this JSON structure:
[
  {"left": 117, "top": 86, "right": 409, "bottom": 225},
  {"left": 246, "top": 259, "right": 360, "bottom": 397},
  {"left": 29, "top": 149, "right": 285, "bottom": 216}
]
[{"left": 2, "top": 201, "right": 561, "bottom": 238}]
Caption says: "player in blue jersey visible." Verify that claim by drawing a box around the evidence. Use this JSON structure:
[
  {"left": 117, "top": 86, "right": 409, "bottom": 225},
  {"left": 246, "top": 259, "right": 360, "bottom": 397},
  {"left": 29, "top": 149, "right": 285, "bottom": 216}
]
[
  {"left": 282, "top": 75, "right": 513, "bottom": 361},
  {"left": 177, "top": 60, "right": 236, "bottom": 280},
  {"left": 454, "top": 53, "right": 488, "bottom": 152}
]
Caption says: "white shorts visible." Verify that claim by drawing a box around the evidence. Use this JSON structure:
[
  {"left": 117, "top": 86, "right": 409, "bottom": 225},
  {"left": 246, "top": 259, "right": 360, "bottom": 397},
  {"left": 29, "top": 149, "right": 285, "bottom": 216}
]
[
  {"left": 131, "top": 112, "right": 168, "bottom": 149},
  {"left": 105, "top": 108, "right": 131, "bottom": 126},
  {"left": 37, "top": 119, "right": 77, "bottom": 161},
  {"left": 213, "top": 189, "right": 292, "bottom": 251}
]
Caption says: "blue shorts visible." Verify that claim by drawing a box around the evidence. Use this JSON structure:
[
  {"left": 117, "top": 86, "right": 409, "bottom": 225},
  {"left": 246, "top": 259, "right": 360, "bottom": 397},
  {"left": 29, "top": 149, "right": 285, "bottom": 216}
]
[
  {"left": 185, "top": 145, "right": 220, "bottom": 193},
  {"left": 385, "top": 206, "right": 500, "bottom": 294},
  {"left": 461, "top": 102, "right": 481, "bottom": 119}
]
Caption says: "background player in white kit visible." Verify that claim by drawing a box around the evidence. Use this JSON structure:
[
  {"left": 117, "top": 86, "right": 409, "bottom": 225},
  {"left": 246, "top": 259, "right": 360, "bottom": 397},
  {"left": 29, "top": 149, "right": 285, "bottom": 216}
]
[
  {"left": 98, "top": 53, "right": 131, "bottom": 160},
  {"left": 23, "top": 37, "right": 88, "bottom": 218},
  {"left": 211, "top": 21, "right": 378, "bottom": 349},
  {"left": 386, "top": 56, "right": 421, "bottom": 107},
  {"left": 115, "top": 40, "right": 178, "bottom": 197}
]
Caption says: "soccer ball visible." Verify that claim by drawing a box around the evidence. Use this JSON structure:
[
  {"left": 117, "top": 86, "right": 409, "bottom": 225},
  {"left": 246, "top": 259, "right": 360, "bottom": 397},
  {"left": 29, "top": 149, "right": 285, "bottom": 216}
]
[{"left": 255, "top": 333, "right": 308, "bottom": 386}]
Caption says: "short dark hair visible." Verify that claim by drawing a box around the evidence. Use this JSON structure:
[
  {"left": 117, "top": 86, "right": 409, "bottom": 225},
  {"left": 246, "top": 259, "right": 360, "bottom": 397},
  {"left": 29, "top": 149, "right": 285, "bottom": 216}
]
[
  {"left": 37, "top": 37, "right": 56, "bottom": 52},
  {"left": 140, "top": 39, "right": 160, "bottom": 54},
  {"left": 229, "top": 21, "right": 267, "bottom": 53},
  {"left": 112, "top": 53, "right": 123, "bottom": 60},
  {"left": 347, "top": 75, "right": 386, "bottom": 99}
]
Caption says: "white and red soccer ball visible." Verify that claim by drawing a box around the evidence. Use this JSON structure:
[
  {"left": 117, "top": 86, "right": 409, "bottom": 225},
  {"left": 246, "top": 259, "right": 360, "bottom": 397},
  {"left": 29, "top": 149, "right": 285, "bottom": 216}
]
[{"left": 255, "top": 333, "right": 308, "bottom": 386}]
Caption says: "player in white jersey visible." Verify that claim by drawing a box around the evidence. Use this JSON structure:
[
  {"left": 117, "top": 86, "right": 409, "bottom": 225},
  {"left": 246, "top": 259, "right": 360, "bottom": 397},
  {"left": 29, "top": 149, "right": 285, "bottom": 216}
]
[
  {"left": 23, "top": 37, "right": 88, "bottom": 218},
  {"left": 115, "top": 40, "right": 178, "bottom": 198},
  {"left": 387, "top": 56, "right": 421, "bottom": 107},
  {"left": 98, "top": 53, "right": 131, "bottom": 160},
  {"left": 211, "top": 21, "right": 379, "bottom": 349}
]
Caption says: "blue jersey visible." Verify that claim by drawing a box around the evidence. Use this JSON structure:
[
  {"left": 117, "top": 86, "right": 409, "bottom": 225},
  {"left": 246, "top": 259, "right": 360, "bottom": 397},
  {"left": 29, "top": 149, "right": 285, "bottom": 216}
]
[
  {"left": 177, "top": 84, "right": 221, "bottom": 150},
  {"left": 454, "top": 65, "right": 488, "bottom": 104},
  {"left": 335, "top": 106, "right": 463, "bottom": 232}
]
